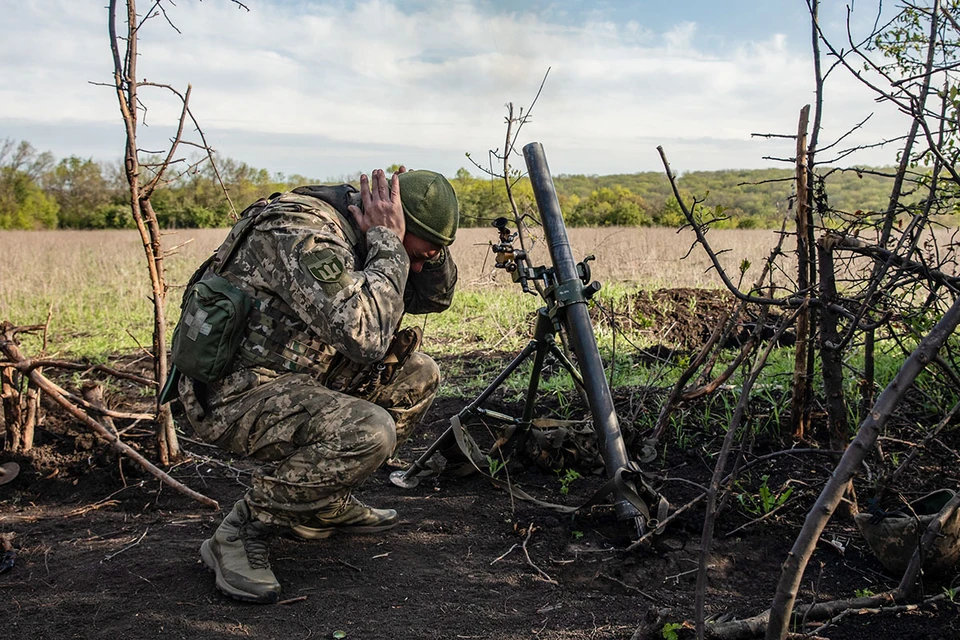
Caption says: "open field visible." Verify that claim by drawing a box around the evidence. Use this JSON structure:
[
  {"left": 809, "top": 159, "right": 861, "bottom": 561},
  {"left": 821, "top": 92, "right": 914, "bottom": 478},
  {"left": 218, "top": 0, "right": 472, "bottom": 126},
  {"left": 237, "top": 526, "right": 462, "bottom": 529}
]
[{"left": 0, "top": 227, "right": 793, "bottom": 357}]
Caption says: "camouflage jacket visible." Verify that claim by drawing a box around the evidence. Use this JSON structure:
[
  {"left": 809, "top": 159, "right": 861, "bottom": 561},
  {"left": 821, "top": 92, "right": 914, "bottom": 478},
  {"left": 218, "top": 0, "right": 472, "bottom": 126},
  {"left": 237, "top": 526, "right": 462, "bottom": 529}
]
[{"left": 217, "top": 186, "right": 457, "bottom": 377}]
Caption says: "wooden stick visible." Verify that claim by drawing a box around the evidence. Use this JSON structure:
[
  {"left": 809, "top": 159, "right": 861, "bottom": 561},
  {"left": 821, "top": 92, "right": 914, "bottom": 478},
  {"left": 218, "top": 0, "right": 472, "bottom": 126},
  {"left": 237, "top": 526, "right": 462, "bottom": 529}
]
[
  {"left": 521, "top": 525, "right": 557, "bottom": 585},
  {"left": 15, "top": 359, "right": 157, "bottom": 387}
]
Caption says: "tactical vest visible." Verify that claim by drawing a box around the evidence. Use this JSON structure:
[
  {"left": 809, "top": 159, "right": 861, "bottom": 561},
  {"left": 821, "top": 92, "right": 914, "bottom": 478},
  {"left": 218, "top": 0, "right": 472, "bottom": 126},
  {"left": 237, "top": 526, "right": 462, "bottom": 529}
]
[{"left": 223, "top": 192, "right": 361, "bottom": 379}]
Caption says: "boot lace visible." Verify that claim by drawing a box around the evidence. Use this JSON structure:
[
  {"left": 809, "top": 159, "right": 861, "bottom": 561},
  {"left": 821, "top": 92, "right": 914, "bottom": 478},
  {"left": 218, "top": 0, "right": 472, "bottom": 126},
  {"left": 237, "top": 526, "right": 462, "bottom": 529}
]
[
  {"left": 329, "top": 493, "right": 353, "bottom": 516},
  {"left": 237, "top": 523, "right": 271, "bottom": 570}
]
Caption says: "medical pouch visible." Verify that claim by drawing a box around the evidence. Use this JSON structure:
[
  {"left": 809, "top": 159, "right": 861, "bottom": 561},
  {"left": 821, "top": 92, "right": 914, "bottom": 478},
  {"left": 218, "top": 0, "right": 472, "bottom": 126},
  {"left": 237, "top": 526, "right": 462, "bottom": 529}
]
[
  {"left": 169, "top": 196, "right": 277, "bottom": 385},
  {"left": 171, "top": 273, "right": 254, "bottom": 383}
]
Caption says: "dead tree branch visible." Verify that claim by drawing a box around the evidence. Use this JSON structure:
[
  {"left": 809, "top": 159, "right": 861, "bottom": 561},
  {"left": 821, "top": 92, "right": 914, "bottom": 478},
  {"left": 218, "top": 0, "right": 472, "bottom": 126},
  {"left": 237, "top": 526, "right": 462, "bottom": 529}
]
[{"left": 0, "top": 324, "right": 218, "bottom": 510}]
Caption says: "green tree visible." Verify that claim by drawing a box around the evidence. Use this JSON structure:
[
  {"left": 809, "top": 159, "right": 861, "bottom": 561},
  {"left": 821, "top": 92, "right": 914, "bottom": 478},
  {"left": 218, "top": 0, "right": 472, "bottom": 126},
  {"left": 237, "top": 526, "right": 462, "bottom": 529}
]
[
  {"left": 0, "top": 139, "right": 54, "bottom": 179},
  {"left": 88, "top": 203, "right": 135, "bottom": 229},
  {"left": 451, "top": 171, "right": 510, "bottom": 227},
  {"left": 0, "top": 168, "right": 59, "bottom": 229},
  {"left": 568, "top": 185, "right": 649, "bottom": 226},
  {"left": 43, "top": 156, "right": 115, "bottom": 228},
  {"left": 0, "top": 139, "right": 58, "bottom": 229},
  {"left": 654, "top": 196, "right": 686, "bottom": 227}
]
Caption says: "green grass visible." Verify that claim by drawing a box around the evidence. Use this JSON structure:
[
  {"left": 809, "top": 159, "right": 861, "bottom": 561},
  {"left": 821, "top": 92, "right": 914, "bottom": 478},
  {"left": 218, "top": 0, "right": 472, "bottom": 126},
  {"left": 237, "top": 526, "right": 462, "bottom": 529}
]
[
  {"left": 1, "top": 229, "right": 219, "bottom": 359},
  {"left": 412, "top": 288, "right": 542, "bottom": 356}
]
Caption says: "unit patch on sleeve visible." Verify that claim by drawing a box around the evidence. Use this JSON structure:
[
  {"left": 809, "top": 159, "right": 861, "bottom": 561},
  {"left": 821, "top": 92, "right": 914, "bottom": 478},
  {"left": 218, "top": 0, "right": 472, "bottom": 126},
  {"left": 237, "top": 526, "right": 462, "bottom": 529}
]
[{"left": 302, "top": 248, "right": 345, "bottom": 283}]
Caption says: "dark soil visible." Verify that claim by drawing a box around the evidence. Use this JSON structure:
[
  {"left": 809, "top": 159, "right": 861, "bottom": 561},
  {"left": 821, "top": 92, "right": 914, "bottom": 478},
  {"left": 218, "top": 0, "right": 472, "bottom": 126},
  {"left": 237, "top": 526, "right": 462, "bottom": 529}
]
[{"left": 2, "top": 289, "right": 959, "bottom": 640}]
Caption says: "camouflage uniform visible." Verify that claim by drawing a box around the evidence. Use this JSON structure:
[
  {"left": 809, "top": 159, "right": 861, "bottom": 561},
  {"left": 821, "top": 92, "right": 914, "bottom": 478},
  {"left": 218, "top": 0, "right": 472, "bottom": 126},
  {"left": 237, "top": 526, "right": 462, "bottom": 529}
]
[{"left": 179, "top": 187, "right": 456, "bottom": 527}]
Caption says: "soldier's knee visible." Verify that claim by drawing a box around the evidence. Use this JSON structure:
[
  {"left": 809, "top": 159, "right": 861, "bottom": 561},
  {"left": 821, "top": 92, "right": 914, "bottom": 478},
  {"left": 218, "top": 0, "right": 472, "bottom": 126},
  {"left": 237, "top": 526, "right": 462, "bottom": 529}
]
[
  {"left": 359, "top": 403, "right": 397, "bottom": 459},
  {"left": 404, "top": 352, "right": 440, "bottom": 393}
]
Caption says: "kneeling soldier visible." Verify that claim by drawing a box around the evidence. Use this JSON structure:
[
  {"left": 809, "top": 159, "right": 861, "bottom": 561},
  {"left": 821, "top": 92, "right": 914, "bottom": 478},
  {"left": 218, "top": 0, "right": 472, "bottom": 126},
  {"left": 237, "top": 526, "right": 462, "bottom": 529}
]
[{"left": 173, "top": 168, "right": 458, "bottom": 603}]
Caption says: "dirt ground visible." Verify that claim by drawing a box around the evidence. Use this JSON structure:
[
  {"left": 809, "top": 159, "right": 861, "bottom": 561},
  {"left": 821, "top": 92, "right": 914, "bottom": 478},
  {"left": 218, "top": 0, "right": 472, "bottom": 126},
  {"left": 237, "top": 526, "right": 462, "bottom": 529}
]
[{"left": 2, "top": 289, "right": 959, "bottom": 640}]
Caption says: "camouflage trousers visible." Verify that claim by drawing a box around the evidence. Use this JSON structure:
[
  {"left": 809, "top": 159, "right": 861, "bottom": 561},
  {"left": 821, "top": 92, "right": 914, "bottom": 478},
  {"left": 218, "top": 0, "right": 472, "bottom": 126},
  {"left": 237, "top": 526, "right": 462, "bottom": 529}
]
[{"left": 179, "top": 353, "right": 439, "bottom": 527}]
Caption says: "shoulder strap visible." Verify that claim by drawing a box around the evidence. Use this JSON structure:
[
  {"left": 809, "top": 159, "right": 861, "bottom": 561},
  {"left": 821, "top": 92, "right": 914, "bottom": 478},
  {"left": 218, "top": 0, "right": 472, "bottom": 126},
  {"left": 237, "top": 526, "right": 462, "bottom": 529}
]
[
  {"left": 210, "top": 195, "right": 280, "bottom": 274},
  {"left": 285, "top": 186, "right": 364, "bottom": 250},
  {"left": 179, "top": 195, "right": 279, "bottom": 309},
  {"left": 291, "top": 184, "right": 358, "bottom": 218}
]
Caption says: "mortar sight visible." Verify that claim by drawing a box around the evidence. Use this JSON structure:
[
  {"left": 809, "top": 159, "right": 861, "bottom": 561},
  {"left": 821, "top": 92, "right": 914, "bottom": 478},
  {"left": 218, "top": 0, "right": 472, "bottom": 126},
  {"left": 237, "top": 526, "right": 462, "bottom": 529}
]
[{"left": 491, "top": 217, "right": 524, "bottom": 273}]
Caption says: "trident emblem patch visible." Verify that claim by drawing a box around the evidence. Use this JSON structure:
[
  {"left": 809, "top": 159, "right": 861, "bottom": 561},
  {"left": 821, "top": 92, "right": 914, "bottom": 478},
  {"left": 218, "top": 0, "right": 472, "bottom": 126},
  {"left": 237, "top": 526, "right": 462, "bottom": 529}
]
[{"left": 302, "top": 248, "right": 345, "bottom": 283}]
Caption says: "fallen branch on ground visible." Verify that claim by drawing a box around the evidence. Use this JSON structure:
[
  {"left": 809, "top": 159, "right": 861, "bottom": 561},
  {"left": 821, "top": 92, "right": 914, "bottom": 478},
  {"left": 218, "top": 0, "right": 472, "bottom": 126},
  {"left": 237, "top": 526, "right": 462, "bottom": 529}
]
[
  {"left": 0, "top": 323, "right": 219, "bottom": 511},
  {"left": 521, "top": 524, "right": 557, "bottom": 585},
  {"left": 10, "top": 358, "right": 157, "bottom": 387},
  {"left": 704, "top": 592, "right": 896, "bottom": 639},
  {"left": 700, "top": 591, "right": 951, "bottom": 639}
]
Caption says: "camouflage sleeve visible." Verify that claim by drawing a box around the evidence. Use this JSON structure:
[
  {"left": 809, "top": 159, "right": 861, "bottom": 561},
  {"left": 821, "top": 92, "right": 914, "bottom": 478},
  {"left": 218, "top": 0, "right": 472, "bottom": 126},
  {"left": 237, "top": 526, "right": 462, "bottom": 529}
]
[
  {"left": 404, "top": 246, "right": 458, "bottom": 314},
  {"left": 277, "top": 225, "right": 411, "bottom": 364}
]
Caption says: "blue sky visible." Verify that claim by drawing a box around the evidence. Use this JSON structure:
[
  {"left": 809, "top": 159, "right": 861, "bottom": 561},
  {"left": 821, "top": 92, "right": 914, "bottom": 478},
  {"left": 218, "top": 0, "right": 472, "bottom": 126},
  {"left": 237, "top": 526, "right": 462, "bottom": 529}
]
[{"left": 1, "top": 1, "right": 909, "bottom": 181}]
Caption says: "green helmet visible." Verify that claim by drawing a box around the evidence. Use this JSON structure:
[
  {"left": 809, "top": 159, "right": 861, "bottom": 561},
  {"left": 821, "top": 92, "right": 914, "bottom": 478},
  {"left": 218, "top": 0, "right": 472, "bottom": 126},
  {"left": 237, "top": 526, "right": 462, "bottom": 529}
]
[{"left": 397, "top": 170, "right": 459, "bottom": 247}]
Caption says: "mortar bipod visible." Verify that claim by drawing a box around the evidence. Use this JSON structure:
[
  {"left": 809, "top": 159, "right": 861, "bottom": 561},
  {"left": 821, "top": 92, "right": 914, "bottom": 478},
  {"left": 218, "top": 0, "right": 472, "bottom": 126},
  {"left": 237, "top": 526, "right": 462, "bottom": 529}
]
[{"left": 389, "top": 307, "right": 582, "bottom": 489}]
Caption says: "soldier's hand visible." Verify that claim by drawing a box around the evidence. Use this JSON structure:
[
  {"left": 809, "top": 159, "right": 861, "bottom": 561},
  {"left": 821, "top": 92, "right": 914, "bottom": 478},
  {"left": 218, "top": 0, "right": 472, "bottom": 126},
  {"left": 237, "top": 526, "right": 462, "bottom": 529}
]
[{"left": 349, "top": 169, "right": 405, "bottom": 239}]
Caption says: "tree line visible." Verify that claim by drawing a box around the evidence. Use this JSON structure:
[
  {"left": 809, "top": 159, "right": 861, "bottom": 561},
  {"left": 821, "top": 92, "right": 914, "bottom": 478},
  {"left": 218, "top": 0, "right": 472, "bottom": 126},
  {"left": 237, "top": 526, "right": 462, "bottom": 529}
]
[{"left": 0, "top": 137, "right": 912, "bottom": 231}]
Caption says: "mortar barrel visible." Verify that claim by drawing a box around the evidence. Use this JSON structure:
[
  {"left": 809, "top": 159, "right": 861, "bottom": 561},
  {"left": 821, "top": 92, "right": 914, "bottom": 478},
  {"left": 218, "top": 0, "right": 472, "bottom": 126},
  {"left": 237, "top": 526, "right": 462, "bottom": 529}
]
[{"left": 522, "top": 141, "right": 639, "bottom": 522}]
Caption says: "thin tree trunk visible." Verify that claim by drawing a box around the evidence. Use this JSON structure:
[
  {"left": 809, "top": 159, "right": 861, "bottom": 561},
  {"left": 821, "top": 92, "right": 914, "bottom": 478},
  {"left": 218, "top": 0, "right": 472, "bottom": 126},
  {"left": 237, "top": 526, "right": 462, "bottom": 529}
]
[
  {"left": 817, "top": 236, "right": 857, "bottom": 520},
  {"left": 816, "top": 236, "right": 848, "bottom": 450},
  {"left": 801, "top": 0, "right": 823, "bottom": 445},
  {"left": 109, "top": 0, "right": 178, "bottom": 464},
  {"left": 790, "top": 105, "right": 812, "bottom": 440},
  {"left": 142, "top": 198, "right": 179, "bottom": 460}
]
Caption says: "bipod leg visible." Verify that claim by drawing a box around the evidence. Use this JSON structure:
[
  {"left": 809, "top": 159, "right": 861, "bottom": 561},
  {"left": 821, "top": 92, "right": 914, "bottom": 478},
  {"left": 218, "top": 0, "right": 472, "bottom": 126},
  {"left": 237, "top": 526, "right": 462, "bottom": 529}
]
[
  {"left": 501, "top": 336, "right": 588, "bottom": 463},
  {"left": 546, "top": 340, "right": 584, "bottom": 388},
  {"left": 389, "top": 426, "right": 456, "bottom": 488},
  {"left": 502, "top": 310, "right": 562, "bottom": 461},
  {"left": 390, "top": 337, "right": 542, "bottom": 489}
]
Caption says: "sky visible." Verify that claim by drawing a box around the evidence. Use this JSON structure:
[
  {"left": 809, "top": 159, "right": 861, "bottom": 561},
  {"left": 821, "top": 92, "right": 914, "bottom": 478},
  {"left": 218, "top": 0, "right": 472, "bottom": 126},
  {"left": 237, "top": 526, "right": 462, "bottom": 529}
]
[{"left": 1, "top": 0, "right": 912, "bottom": 181}]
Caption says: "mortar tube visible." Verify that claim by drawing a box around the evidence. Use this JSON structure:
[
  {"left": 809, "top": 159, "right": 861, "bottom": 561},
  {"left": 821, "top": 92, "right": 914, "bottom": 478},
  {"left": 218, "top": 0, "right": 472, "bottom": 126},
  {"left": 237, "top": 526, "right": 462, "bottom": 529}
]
[{"left": 522, "top": 141, "right": 640, "bottom": 523}]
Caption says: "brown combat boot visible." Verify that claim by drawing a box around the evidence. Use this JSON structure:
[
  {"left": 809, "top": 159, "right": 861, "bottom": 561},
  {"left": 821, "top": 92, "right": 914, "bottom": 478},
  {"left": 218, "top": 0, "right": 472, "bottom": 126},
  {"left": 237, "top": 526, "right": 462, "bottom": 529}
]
[
  {"left": 291, "top": 494, "right": 399, "bottom": 540},
  {"left": 200, "top": 499, "right": 281, "bottom": 603}
]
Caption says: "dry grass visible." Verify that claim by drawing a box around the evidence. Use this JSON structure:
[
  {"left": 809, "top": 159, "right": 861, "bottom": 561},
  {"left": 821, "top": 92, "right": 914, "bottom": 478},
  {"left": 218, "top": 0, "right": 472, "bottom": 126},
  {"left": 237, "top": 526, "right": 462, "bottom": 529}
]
[
  {"left": 455, "top": 226, "right": 795, "bottom": 289},
  {"left": 0, "top": 229, "right": 225, "bottom": 355},
  {"left": 0, "top": 227, "right": 791, "bottom": 356}
]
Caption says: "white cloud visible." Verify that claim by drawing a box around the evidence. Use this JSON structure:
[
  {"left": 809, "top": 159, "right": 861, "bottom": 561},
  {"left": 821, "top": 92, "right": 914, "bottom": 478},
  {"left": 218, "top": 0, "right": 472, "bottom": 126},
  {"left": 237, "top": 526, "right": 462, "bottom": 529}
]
[
  {"left": 663, "top": 21, "right": 698, "bottom": 51},
  {"left": 0, "top": 0, "right": 913, "bottom": 178}
]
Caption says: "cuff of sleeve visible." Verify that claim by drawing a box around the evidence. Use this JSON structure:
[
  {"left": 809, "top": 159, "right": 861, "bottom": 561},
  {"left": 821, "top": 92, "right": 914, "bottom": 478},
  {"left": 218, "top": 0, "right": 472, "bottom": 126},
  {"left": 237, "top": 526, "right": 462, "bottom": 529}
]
[{"left": 422, "top": 247, "right": 447, "bottom": 271}]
